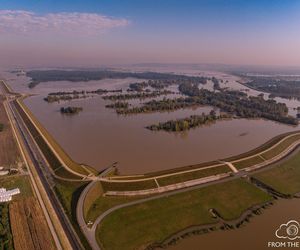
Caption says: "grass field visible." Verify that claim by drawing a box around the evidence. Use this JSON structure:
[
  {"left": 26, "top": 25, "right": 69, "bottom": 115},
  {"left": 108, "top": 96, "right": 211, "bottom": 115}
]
[
  {"left": 97, "top": 179, "right": 272, "bottom": 250},
  {"left": 157, "top": 165, "right": 230, "bottom": 186},
  {"left": 254, "top": 151, "right": 300, "bottom": 195},
  {"left": 0, "top": 175, "right": 33, "bottom": 199},
  {"left": 101, "top": 179, "right": 157, "bottom": 192},
  {"left": 86, "top": 195, "right": 147, "bottom": 223}
]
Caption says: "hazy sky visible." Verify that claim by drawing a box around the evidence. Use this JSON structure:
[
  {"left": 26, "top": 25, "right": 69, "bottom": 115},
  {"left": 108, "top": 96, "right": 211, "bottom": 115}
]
[{"left": 1, "top": 0, "right": 300, "bottom": 68}]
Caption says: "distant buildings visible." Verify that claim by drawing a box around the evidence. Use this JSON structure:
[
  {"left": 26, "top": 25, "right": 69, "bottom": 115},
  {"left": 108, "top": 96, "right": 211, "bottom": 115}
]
[{"left": 0, "top": 188, "right": 20, "bottom": 202}]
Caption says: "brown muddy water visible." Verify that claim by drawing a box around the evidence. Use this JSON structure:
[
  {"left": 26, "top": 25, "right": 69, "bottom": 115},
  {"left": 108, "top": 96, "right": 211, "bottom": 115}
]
[
  {"left": 2, "top": 70, "right": 300, "bottom": 174},
  {"left": 170, "top": 198, "right": 300, "bottom": 250}
]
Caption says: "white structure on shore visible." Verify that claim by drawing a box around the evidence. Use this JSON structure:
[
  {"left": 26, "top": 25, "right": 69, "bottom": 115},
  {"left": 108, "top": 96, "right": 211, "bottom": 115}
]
[
  {"left": 0, "top": 188, "right": 20, "bottom": 202},
  {"left": 0, "top": 167, "right": 10, "bottom": 176}
]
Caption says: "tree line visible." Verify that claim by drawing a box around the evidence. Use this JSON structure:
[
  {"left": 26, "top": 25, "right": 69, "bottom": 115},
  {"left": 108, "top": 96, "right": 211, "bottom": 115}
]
[
  {"left": 111, "top": 82, "right": 297, "bottom": 125},
  {"left": 146, "top": 111, "right": 232, "bottom": 132},
  {"left": 60, "top": 106, "right": 83, "bottom": 114}
]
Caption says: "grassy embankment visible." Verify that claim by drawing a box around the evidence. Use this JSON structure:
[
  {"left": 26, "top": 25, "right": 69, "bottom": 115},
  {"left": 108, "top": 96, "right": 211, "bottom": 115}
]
[
  {"left": 100, "top": 179, "right": 157, "bottom": 192},
  {"left": 254, "top": 150, "right": 300, "bottom": 195},
  {"left": 97, "top": 179, "right": 272, "bottom": 250},
  {"left": 157, "top": 164, "right": 230, "bottom": 186},
  {"left": 101, "top": 131, "right": 300, "bottom": 192},
  {"left": 54, "top": 179, "right": 91, "bottom": 250},
  {"left": 233, "top": 133, "right": 300, "bottom": 170}
]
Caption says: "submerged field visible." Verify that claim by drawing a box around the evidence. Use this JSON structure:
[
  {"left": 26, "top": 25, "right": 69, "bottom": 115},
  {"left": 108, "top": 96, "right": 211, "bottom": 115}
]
[{"left": 97, "top": 179, "right": 272, "bottom": 250}]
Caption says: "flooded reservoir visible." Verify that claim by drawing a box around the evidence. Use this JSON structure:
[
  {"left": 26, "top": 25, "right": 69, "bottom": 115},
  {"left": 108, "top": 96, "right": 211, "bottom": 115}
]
[{"left": 2, "top": 69, "right": 300, "bottom": 174}]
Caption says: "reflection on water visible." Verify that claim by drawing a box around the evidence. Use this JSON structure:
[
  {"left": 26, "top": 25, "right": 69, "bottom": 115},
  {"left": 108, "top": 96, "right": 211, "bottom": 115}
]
[
  {"left": 1, "top": 70, "right": 300, "bottom": 174},
  {"left": 170, "top": 198, "right": 300, "bottom": 250}
]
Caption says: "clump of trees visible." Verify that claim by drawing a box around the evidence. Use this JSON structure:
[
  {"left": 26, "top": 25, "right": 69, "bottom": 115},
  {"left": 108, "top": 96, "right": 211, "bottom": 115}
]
[
  {"left": 112, "top": 82, "right": 297, "bottom": 125},
  {"left": 0, "top": 204, "right": 13, "bottom": 249},
  {"left": 60, "top": 106, "right": 83, "bottom": 114},
  {"left": 146, "top": 111, "right": 232, "bottom": 132},
  {"left": 27, "top": 69, "right": 209, "bottom": 88},
  {"left": 127, "top": 77, "right": 207, "bottom": 92},
  {"left": 103, "top": 90, "right": 173, "bottom": 101},
  {"left": 44, "top": 89, "right": 122, "bottom": 103},
  {"left": 0, "top": 123, "right": 4, "bottom": 132},
  {"left": 243, "top": 76, "right": 300, "bottom": 99},
  {"left": 178, "top": 82, "right": 298, "bottom": 125},
  {"left": 114, "top": 97, "right": 199, "bottom": 115},
  {"left": 105, "top": 102, "right": 129, "bottom": 109}
]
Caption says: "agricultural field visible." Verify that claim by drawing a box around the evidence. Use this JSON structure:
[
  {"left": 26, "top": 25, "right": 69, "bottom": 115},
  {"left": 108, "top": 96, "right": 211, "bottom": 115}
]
[
  {"left": 97, "top": 179, "right": 272, "bottom": 250},
  {"left": 9, "top": 197, "right": 55, "bottom": 250},
  {"left": 0, "top": 96, "right": 21, "bottom": 168}
]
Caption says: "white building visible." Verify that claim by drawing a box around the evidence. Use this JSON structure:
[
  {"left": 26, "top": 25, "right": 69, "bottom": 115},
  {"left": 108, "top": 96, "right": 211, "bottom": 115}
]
[{"left": 0, "top": 188, "right": 20, "bottom": 203}]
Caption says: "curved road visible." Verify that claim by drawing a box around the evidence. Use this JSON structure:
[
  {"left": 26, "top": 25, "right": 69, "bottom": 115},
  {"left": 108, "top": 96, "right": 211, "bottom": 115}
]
[{"left": 78, "top": 133, "right": 300, "bottom": 249}]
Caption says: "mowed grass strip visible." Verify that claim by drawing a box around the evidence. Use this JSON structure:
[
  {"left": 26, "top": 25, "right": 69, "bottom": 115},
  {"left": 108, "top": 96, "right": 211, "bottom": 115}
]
[
  {"left": 83, "top": 182, "right": 103, "bottom": 221},
  {"left": 261, "top": 134, "right": 300, "bottom": 160},
  {"left": 54, "top": 179, "right": 92, "bottom": 250},
  {"left": 100, "top": 179, "right": 157, "bottom": 192},
  {"left": 254, "top": 151, "right": 300, "bottom": 195},
  {"left": 97, "top": 179, "right": 272, "bottom": 250},
  {"left": 86, "top": 195, "right": 147, "bottom": 223},
  {"left": 157, "top": 165, "right": 229, "bottom": 186},
  {"left": 233, "top": 156, "right": 264, "bottom": 170},
  {"left": 54, "top": 167, "right": 83, "bottom": 179}
]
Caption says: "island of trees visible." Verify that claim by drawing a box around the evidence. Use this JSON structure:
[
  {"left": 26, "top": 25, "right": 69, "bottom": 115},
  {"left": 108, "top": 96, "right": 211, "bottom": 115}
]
[
  {"left": 146, "top": 111, "right": 232, "bottom": 132},
  {"left": 241, "top": 76, "right": 300, "bottom": 99},
  {"left": 109, "top": 82, "right": 297, "bottom": 125},
  {"left": 102, "top": 90, "right": 173, "bottom": 101},
  {"left": 105, "top": 102, "right": 129, "bottom": 109},
  {"left": 44, "top": 89, "right": 122, "bottom": 103},
  {"left": 27, "top": 70, "right": 208, "bottom": 88},
  {"left": 60, "top": 106, "right": 83, "bottom": 115}
]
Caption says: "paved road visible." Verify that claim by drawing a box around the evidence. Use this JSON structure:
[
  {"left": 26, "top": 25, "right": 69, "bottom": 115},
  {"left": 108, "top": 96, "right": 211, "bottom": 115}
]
[
  {"left": 8, "top": 98, "right": 84, "bottom": 250},
  {"left": 76, "top": 167, "right": 115, "bottom": 250}
]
